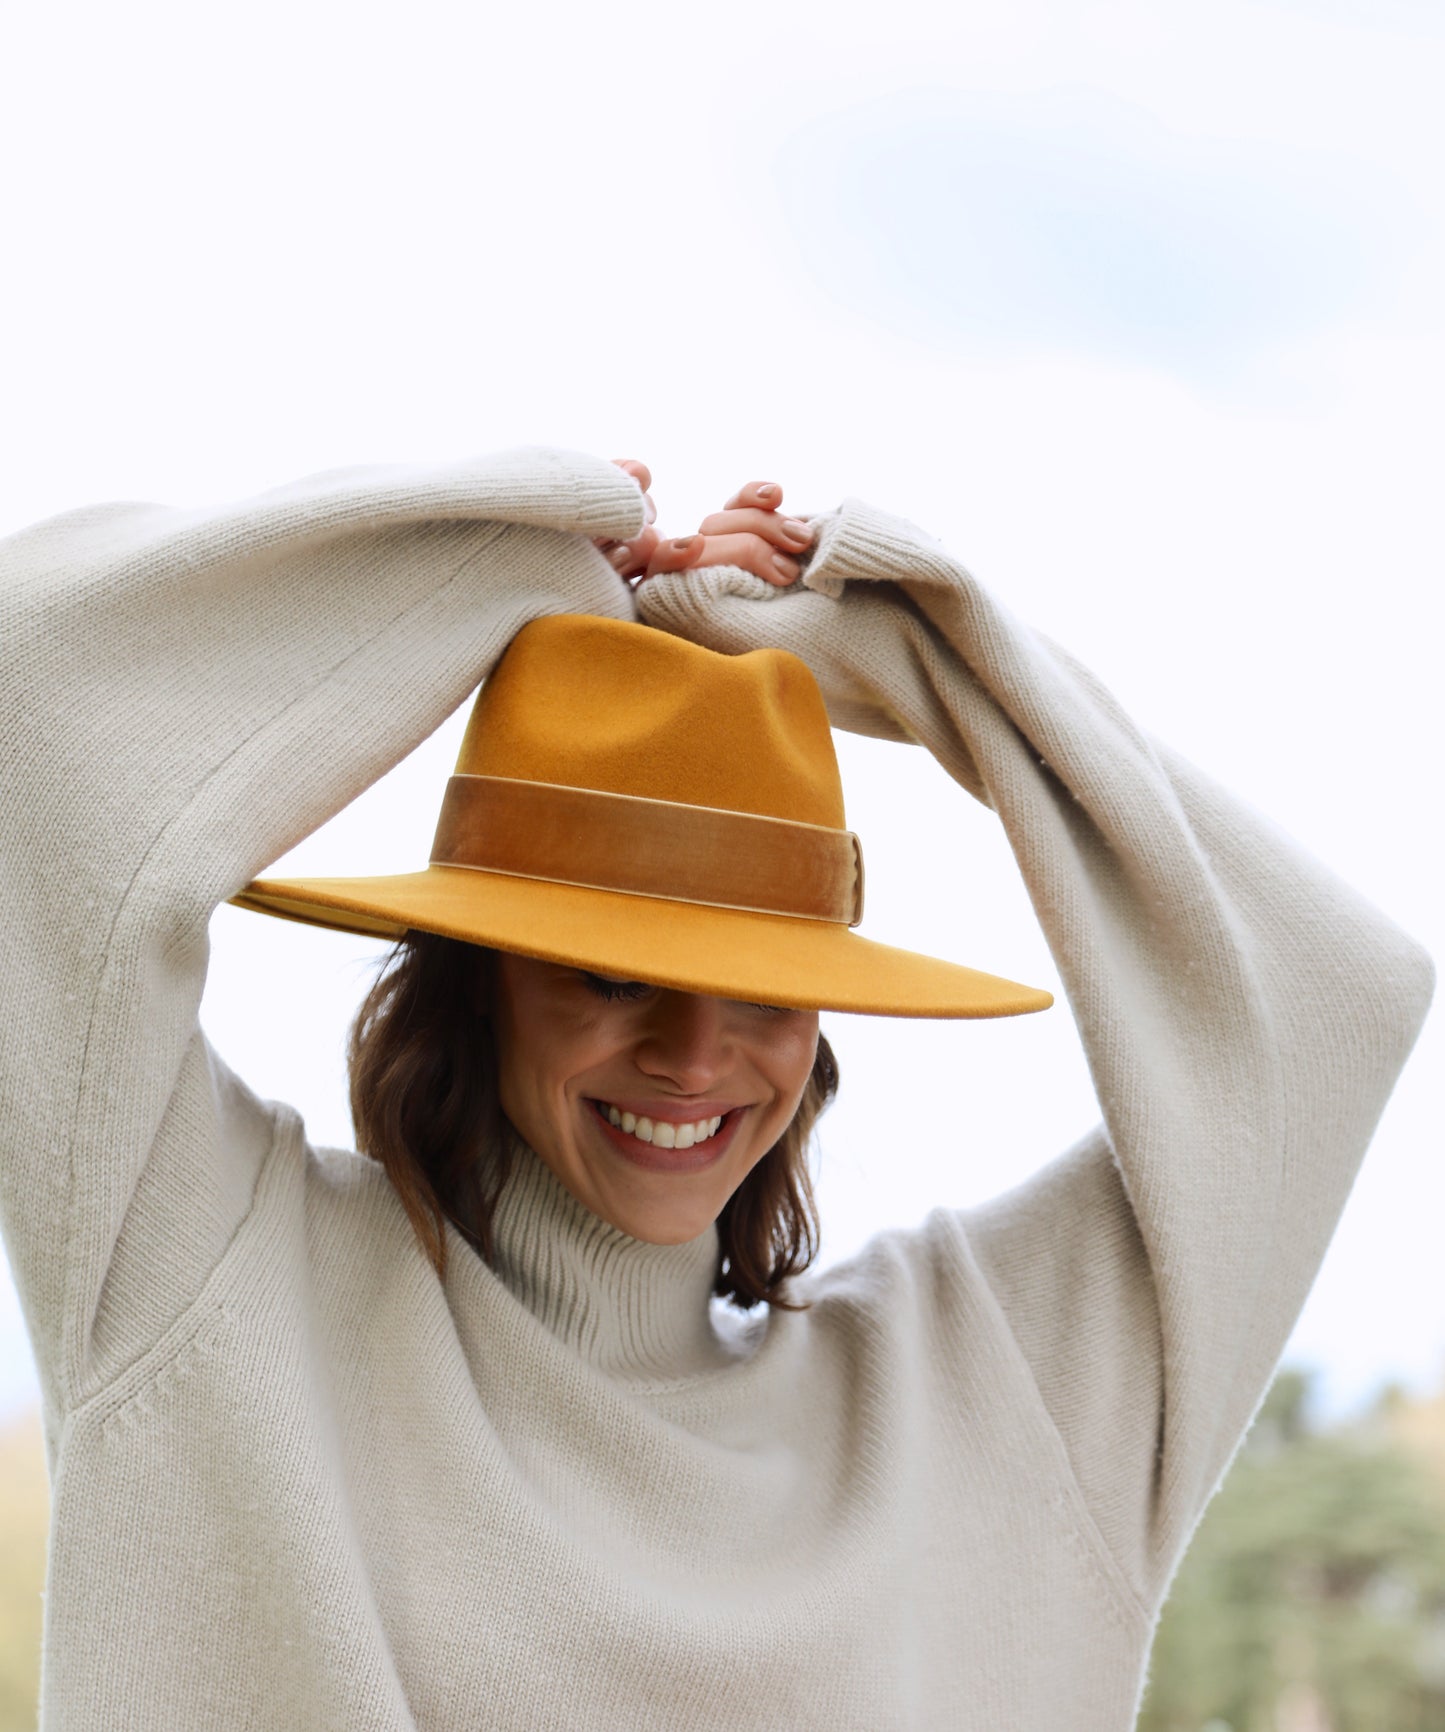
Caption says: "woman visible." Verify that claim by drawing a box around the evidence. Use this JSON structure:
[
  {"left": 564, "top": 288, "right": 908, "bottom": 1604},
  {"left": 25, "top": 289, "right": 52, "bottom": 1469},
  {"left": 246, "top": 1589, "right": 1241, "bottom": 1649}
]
[{"left": 0, "top": 447, "right": 1430, "bottom": 1729}]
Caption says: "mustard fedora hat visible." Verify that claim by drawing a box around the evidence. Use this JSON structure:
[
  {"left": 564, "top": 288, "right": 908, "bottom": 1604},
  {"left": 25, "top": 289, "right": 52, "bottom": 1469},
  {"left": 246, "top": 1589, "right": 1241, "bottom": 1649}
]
[{"left": 230, "top": 614, "right": 1053, "bottom": 1019}]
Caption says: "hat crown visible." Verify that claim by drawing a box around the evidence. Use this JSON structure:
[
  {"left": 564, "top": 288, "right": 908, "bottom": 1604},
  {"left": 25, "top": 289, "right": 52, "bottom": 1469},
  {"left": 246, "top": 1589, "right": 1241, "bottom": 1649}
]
[{"left": 455, "top": 614, "right": 846, "bottom": 829}]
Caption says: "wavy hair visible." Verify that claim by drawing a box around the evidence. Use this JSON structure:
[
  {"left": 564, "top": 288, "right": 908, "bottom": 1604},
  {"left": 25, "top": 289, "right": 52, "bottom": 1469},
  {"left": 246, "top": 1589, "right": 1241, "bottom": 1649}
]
[{"left": 347, "top": 930, "right": 837, "bottom": 1310}]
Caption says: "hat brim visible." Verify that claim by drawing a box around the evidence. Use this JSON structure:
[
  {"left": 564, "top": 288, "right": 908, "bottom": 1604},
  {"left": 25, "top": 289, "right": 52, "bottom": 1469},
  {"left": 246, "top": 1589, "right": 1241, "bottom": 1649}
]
[{"left": 229, "top": 866, "right": 1052, "bottom": 1020}]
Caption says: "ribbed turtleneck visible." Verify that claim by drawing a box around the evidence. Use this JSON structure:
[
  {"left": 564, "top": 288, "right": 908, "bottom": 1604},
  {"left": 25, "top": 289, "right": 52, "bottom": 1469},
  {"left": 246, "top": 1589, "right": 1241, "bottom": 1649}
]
[{"left": 488, "top": 1144, "right": 735, "bottom": 1383}]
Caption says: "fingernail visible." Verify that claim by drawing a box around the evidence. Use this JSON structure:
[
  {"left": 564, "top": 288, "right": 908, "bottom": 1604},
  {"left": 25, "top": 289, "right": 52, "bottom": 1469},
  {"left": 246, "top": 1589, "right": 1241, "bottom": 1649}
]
[
  {"left": 672, "top": 537, "right": 699, "bottom": 554},
  {"left": 772, "top": 554, "right": 799, "bottom": 579},
  {"left": 608, "top": 545, "right": 632, "bottom": 569},
  {"left": 757, "top": 484, "right": 778, "bottom": 501},
  {"left": 781, "top": 519, "right": 812, "bottom": 543}
]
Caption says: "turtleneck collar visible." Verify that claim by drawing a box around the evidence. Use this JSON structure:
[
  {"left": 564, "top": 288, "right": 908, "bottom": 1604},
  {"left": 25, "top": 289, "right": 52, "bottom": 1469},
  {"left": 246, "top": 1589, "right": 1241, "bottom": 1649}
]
[{"left": 487, "top": 1143, "right": 735, "bottom": 1383}]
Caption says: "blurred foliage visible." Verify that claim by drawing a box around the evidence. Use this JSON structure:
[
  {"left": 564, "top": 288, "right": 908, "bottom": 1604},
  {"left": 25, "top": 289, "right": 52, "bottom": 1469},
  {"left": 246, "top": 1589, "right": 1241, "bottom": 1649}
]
[
  {"left": 1139, "top": 1369, "right": 1445, "bottom": 1732},
  {"left": 1, "top": 1370, "right": 1444, "bottom": 1729},
  {"left": 0, "top": 1407, "right": 47, "bottom": 1732}
]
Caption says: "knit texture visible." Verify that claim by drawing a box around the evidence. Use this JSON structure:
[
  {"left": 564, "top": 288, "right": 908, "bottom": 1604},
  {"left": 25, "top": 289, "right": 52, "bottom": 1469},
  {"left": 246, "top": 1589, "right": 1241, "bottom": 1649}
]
[{"left": 0, "top": 451, "right": 1432, "bottom": 1729}]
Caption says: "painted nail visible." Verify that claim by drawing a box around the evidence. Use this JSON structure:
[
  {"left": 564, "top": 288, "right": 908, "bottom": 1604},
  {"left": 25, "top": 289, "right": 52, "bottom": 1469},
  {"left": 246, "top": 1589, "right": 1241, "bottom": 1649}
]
[
  {"left": 756, "top": 484, "right": 778, "bottom": 501},
  {"left": 772, "top": 554, "right": 798, "bottom": 579},
  {"left": 672, "top": 537, "right": 699, "bottom": 554},
  {"left": 608, "top": 545, "right": 632, "bottom": 569},
  {"left": 781, "top": 519, "right": 812, "bottom": 543}
]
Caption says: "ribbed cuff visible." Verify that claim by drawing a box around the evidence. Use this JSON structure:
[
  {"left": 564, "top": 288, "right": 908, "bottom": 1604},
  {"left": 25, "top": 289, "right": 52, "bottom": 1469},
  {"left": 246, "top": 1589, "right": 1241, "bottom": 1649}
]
[
  {"left": 553, "top": 452, "right": 651, "bottom": 542},
  {"left": 801, "top": 497, "right": 961, "bottom": 598}
]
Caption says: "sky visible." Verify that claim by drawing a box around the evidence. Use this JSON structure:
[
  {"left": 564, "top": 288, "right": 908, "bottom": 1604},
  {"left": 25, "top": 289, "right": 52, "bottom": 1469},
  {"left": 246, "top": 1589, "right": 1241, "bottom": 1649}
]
[{"left": 1, "top": 0, "right": 1441, "bottom": 1428}]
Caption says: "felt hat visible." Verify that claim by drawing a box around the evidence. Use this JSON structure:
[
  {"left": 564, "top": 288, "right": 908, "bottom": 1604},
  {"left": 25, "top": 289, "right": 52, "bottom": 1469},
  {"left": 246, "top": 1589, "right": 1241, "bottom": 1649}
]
[{"left": 230, "top": 614, "right": 1053, "bottom": 1019}]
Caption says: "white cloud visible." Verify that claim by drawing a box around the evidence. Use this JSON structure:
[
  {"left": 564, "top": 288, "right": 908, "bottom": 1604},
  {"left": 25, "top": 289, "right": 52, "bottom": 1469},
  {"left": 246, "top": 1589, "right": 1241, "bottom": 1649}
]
[
  {"left": 773, "top": 85, "right": 1413, "bottom": 391},
  {"left": 1252, "top": 0, "right": 1445, "bottom": 36}
]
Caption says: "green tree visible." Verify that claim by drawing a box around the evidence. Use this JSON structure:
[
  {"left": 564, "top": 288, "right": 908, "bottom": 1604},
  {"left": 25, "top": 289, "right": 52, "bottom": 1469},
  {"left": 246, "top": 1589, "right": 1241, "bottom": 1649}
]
[{"left": 1139, "top": 1372, "right": 1445, "bottom": 1732}]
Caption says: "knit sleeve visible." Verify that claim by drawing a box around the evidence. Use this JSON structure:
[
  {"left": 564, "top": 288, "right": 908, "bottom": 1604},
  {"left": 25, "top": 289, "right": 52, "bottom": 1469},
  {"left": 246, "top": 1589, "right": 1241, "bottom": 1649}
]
[
  {"left": 0, "top": 447, "right": 646, "bottom": 1420},
  {"left": 636, "top": 498, "right": 1434, "bottom": 1611}
]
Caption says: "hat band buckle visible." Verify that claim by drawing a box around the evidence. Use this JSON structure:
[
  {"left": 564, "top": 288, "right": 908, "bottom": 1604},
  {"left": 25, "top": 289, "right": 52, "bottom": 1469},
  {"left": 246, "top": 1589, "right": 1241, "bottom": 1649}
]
[{"left": 430, "top": 775, "right": 865, "bottom": 928}]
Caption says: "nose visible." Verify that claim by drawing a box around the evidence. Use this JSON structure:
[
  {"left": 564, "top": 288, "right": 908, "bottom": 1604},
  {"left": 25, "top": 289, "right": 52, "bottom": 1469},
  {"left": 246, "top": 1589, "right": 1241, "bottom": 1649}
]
[{"left": 632, "top": 990, "right": 733, "bottom": 1093}]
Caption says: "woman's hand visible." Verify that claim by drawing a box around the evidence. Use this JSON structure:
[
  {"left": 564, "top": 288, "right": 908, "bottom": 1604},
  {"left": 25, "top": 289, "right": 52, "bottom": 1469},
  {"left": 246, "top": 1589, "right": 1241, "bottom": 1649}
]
[
  {"left": 592, "top": 458, "right": 661, "bottom": 581},
  {"left": 596, "top": 470, "right": 814, "bottom": 589}
]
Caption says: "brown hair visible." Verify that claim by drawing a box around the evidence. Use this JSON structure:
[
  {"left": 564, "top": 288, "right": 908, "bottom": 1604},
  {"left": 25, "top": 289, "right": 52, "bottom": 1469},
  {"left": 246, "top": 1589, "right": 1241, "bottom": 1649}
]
[{"left": 347, "top": 930, "right": 838, "bottom": 1310}]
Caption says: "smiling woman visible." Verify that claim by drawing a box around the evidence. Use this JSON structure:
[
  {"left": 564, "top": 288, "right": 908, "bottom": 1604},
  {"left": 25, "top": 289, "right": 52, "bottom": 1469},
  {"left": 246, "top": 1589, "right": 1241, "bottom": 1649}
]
[
  {"left": 0, "top": 445, "right": 1430, "bottom": 1731},
  {"left": 348, "top": 934, "right": 838, "bottom": 1303},
  {"left": 486, "top": 956, "right": 825, "bottom": 1251}
]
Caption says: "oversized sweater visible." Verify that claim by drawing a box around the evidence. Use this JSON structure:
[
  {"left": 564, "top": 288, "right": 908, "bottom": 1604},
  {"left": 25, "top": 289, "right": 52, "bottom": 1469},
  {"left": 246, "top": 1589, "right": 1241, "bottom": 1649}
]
[{"left": 0, "top": 446, "right": 1431, "bottom": 1730}]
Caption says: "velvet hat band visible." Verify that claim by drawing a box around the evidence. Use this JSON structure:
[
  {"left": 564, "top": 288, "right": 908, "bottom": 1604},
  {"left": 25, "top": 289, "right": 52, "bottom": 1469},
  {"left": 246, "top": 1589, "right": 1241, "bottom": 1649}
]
[{"left": 430, "top": 774, "right": 866, "bottom": 927}]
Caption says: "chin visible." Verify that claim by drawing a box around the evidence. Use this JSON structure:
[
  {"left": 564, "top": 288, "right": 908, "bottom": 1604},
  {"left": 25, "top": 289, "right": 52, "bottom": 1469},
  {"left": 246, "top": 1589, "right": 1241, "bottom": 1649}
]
[
  {"left": 601, "top": 1177, "right": 729, "bottom": 1246},
  {"left": 621, "top": 1202, "right": 721, "bottom": 1247}
]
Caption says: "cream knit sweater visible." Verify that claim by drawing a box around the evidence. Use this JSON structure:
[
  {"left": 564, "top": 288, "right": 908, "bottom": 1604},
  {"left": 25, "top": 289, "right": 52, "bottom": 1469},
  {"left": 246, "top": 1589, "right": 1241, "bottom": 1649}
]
[{"left": 0, "top": 447, "right": 1431, "bottom": 1730}]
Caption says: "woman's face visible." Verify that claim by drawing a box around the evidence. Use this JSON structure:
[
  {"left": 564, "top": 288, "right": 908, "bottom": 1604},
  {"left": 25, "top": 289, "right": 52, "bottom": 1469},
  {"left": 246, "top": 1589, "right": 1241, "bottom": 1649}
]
[{"left": 487, "top": 954, "right": 821, "bottom": 1245}]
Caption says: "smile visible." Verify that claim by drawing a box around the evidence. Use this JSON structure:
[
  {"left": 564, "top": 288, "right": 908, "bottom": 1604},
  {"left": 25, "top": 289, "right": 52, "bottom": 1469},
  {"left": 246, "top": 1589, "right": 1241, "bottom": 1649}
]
[{"left": 592, "top": 1100, "right": 726, "bottom": 1150}]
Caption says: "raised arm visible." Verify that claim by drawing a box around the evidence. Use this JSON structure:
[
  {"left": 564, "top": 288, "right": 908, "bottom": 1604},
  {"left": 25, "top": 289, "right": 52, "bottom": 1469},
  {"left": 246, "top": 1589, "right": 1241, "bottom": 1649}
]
[
  {"left": 0, "top": 447, "right": 647, "bottom": 1423},
  {"left": 636, "top": 488, "right": 1433, "bottom": 1610}
]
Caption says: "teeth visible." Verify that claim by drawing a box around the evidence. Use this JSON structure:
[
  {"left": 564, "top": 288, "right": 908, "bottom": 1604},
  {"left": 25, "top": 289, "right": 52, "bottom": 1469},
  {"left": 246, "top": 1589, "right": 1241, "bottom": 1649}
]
[{"left": 598, "top": 1104, "right": 726, "bottom": 1150}]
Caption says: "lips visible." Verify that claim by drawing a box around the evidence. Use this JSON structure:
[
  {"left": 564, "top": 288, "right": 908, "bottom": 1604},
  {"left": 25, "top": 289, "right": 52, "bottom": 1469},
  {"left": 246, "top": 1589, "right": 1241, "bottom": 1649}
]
[
  {"left": 587, "top": 1098, "right": 743, "bottom": 1174},
  {"left": 593, "top": 1099, "right": 724, "bottom": 1151}
]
